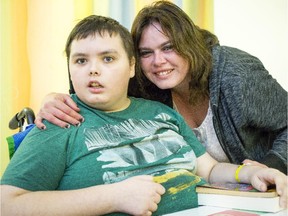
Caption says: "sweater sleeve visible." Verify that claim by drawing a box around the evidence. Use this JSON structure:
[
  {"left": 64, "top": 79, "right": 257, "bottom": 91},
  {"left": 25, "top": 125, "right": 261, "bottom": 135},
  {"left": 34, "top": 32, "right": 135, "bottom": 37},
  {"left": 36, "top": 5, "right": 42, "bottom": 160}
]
[
  {"left": 218, "top": 47, "right": 287, "bottom": 173},
  {"left": 241, "top": 58, "right": 287, "bottom": 173}
]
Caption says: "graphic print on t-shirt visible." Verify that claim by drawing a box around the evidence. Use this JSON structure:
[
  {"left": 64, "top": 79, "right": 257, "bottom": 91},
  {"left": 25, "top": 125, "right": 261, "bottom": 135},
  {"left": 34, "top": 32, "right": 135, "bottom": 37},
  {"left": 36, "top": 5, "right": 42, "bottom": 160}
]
[{"left": 84, "top": 113, "right": 197, "bottom": 183}]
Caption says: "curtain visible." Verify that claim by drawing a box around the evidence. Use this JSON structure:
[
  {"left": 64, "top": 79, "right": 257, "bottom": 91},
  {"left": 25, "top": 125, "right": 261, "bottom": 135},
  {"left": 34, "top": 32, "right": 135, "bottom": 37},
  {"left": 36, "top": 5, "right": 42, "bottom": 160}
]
[
  {"left": 1, "top": 0, "right": 31, "bottom": 176},
  {"left": 0, "top": 0, "right": 213, "bottom": 176}
]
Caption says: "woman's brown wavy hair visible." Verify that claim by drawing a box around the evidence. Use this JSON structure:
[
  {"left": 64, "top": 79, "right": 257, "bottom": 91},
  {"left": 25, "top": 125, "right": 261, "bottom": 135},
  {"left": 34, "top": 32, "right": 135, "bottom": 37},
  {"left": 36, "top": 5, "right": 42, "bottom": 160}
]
[{"left": 130, "top": 0, "right": 219, "bottom": 105}]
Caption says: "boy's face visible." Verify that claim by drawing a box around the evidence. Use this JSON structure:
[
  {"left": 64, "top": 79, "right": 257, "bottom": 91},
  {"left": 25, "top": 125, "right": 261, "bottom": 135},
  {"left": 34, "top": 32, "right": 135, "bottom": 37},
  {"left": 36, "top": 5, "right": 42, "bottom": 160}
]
[{"left": 69, "top": 32, "right": 135, "bottom": 111}]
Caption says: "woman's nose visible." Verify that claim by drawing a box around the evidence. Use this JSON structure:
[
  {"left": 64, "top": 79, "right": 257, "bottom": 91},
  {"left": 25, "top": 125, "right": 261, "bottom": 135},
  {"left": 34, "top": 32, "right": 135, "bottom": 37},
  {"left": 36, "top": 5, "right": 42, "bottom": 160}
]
[{"left": 153, "top": 52, "right": 166, "bottom": 65}]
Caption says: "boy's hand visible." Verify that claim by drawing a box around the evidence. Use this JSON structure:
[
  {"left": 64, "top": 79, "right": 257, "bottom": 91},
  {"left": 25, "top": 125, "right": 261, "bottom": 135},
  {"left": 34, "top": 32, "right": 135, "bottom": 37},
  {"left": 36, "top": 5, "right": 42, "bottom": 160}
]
[
  {"left": 35, "top": 93, "right": 83, "bottom": 129},
  {"left": 113, "top": 175, "right": 165, "bottom": 216}
]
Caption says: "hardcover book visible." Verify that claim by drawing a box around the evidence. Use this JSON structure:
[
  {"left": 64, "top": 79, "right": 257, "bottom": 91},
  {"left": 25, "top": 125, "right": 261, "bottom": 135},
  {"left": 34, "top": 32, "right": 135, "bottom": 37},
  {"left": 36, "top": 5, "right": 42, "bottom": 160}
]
[{"left": 196, "top": 183, "right": 283, "bottom": 213}]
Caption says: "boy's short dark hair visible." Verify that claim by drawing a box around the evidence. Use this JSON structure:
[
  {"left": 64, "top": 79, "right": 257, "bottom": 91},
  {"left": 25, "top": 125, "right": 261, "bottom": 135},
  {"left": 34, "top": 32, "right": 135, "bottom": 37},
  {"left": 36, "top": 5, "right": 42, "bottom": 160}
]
[{"left": 65, "top": 15, "right": 135, "bottom": 94}]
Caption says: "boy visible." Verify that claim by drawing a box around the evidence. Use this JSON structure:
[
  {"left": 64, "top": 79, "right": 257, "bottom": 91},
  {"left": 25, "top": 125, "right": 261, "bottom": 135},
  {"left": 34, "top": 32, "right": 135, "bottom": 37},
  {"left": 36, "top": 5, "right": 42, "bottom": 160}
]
[{"left": 1, "top": 15, "right": 287, "bottom": 216}]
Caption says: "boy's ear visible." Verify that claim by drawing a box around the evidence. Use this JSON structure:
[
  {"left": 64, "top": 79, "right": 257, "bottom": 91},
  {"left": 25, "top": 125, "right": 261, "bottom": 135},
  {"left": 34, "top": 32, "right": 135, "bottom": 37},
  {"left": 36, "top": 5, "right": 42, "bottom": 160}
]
[{"left": 130, "top": 57, "right": 136, "bottom": 78}]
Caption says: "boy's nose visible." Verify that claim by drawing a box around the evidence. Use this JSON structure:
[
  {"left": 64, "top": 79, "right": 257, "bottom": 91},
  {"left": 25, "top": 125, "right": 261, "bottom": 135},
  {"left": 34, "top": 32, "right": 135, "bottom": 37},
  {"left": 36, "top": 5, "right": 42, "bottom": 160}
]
[{"left": 89, "top": 71, "right": 99, "bottom": 76}]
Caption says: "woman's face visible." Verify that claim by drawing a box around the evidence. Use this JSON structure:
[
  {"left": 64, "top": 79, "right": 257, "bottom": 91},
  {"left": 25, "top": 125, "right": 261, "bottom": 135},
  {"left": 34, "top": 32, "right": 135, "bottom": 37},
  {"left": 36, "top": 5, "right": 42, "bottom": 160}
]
[{"left": 138, "top": 22, "right": 190, "bottom": 91}]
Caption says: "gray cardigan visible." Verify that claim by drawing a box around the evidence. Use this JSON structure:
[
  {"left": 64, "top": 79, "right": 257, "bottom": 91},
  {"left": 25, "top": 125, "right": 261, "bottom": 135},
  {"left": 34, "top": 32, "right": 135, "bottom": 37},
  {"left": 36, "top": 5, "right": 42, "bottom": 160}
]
[
  {"left": 210, "top": 45, "right": 287, "bottom": 174},
  {"left": 128, "top": 44, "right": 287, "bottom": 174}
]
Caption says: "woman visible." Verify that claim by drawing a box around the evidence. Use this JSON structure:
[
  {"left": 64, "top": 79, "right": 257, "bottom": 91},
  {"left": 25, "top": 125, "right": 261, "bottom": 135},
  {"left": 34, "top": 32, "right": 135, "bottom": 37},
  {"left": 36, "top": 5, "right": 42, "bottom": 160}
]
[{"left": 35, "top": 1, "right": 287, "bottom": 174}]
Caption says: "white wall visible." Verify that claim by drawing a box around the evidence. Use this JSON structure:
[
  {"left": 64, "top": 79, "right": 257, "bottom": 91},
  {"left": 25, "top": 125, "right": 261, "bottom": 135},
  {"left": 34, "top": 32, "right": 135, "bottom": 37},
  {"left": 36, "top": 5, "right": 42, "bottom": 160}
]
[{"left": 214, "top": 0, "right": 288, "bottom": 90}]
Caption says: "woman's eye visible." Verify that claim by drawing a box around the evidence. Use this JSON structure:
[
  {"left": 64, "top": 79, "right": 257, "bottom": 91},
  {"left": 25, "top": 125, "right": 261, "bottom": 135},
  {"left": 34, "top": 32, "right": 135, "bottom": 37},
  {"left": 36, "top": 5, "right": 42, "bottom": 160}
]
[
  {"left": 139, "top": 50, "right": 152, "bottom": 58},
  {"left": 163, "top": 44, "right": 173, "bottom": 51},
  {"left": 104, "top": 56, "right": 113, "bottom": 62},
  {"left": 76, "top": 58, "right": 87, "bottom": 64}
]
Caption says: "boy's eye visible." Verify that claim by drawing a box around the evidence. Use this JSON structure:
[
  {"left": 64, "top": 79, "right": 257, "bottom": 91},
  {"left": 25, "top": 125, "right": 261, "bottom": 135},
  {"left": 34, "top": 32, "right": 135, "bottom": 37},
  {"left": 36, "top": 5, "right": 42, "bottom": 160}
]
[
  {"left": 76, "top": 58, "right": 87, "bottom": 64},
  {"left": 104, "top": 56, "right": 113, "bottom": 62}
]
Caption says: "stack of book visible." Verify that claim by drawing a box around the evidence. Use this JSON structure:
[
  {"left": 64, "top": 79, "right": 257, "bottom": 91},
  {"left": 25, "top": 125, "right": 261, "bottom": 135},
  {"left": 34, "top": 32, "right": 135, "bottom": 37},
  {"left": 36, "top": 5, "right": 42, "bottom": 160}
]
[{"left": 196, "top": 183, "right": 283, "bottom": 213}]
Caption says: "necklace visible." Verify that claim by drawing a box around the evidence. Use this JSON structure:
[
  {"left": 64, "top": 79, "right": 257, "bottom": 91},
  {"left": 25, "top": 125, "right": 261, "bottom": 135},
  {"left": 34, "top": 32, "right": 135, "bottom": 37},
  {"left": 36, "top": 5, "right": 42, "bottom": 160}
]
[{"left": 172, "top": 100, "right": 179, "bottom": 112}]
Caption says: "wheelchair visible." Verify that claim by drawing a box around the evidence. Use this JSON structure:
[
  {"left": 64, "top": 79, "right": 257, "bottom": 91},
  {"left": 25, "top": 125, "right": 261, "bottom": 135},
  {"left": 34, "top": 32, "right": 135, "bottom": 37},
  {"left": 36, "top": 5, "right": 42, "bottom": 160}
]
[
  {"left": 6, "top": 74, "right": 75, "bottom": 159},
  {"left": 7, "top": 107, "right": 35, "bottom": 159}
]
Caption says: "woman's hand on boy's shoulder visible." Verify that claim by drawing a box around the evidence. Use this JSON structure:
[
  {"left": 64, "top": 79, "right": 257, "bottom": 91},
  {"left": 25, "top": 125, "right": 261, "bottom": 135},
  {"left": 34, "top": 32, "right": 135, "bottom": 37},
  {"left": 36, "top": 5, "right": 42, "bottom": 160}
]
[{"left": 35, "top": 92, "right": 83, "bottom": 129}]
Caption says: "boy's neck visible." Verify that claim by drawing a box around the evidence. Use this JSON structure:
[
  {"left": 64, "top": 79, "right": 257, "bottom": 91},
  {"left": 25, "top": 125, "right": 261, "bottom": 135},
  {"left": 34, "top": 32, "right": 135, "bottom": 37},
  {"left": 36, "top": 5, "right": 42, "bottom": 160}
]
[{"left": 102, "top": 97, "right": 131, "bottom": 113}]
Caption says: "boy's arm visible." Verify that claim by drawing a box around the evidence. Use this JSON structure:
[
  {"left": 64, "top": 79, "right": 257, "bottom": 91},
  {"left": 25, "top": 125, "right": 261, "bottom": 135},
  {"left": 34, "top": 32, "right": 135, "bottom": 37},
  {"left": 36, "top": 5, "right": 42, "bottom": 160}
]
[
  {"left": 1, "top": 175, "right": 165, "bottom": 216},
  {"left": 35, "top": 93, "right": 83, "bottom": 129},
  {"left": 196, "top": 153, "right": 287, "bottom": 208}
]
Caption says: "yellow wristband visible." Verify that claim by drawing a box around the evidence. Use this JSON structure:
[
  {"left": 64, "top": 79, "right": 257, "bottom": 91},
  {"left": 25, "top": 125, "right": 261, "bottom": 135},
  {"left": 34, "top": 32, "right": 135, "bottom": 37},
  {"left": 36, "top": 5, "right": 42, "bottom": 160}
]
[{"left": 235, "top": 164, "right": 246, "bottom": 183}]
